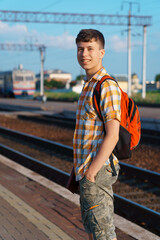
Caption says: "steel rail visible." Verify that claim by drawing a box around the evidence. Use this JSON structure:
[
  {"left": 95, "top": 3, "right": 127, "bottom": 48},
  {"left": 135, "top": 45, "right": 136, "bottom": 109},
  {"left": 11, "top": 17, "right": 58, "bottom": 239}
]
[
  {"left": 0, "top": 143, "right": 69, "bottom": 186},
  {"left": 141, "top": 134, "right": 160, "bottom": 145},
  {"left": 0, "top": 126, "right": 159, "bottom": 186},
  {"left": 17, "top": 114, "right": 160, "bottom": 140},
  {"left": 0, "top": 126, "right": 73, "bottom": 156},
  {"left": 0, "top": 142, "right": 159, "bottom": 235},
  {"left": 18, "top": 114, "right": 75, "bottom": 129},
  {"left": 0, "top": 104, "right": 41, "bottom": 112},
  {"left": 114, "top": 194, "right": 160, "bottom": 234}
]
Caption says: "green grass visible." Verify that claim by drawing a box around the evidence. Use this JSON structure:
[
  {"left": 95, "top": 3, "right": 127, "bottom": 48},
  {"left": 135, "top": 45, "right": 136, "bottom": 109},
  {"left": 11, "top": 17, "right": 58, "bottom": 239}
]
[
  {"left": 132, "top": 91, "right": 160, "bottom": 105},
  {"left": 34, "top": 91, "right": 79, "bottom": 102},
  {"left": 35, "top": 90, "right": 160, "bottom": 104}
]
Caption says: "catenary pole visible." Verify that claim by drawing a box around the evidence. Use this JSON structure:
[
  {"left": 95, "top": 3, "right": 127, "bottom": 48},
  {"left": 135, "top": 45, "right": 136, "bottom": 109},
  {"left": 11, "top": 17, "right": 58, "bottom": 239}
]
[
  {"left": 127, "top": 9, "right": 132, "bottom": 97},
  {"left": 39, "top": 46, "right": 45, "bottom": 100},
  {"left": 142, "top": 25, "right": 147, "bottom": 99}
]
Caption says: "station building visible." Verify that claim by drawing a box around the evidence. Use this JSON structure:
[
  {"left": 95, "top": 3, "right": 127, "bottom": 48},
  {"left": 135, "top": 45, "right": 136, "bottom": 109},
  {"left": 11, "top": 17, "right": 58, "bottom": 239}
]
[{"left": 36, "top": 69, "right": 72, "bottom": 89}]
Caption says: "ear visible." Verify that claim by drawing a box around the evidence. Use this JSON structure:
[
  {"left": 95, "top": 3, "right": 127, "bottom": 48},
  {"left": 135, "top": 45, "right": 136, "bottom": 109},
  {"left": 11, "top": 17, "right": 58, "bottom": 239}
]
[{"left": 100, "top": 49, "right": 105, "bottom": 59}]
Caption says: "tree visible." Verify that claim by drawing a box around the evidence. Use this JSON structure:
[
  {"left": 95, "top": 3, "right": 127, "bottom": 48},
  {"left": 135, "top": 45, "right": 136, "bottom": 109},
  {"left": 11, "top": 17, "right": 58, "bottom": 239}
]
[
  {"left": 70, "top": 80, "right": 77, "bottom": 87},
  {"left": 44, "top": 79, "right": 65, "bottom": 89},
  {"left": 155, "top": 74, "right": 160, "bottom": 82},
  {"left": 76, "top": 74, "right": 85, "bottom": 81}
]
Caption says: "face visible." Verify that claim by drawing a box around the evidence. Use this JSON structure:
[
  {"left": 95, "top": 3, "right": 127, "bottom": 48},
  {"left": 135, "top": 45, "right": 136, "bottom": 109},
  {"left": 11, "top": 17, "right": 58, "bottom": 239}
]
[{"left": 77, "top": 39, "right": 105, "bottom": 77}]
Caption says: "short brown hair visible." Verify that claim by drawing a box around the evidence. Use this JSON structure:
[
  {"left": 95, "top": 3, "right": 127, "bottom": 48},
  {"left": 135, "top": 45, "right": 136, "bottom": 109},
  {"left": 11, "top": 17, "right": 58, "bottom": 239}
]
[{"left": 76, "top": 29, "right": 105, "bottom": 49}]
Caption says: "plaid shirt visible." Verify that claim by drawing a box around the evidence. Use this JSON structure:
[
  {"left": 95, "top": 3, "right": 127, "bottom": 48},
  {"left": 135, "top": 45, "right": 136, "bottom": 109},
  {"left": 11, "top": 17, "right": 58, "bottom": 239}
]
[{"left": 73, "top": 67, "right": 121, "bottom": 181}]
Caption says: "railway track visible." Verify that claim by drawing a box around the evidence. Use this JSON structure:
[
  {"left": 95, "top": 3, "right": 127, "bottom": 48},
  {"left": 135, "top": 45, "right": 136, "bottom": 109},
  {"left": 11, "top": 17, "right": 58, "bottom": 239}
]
[
  {"left": 18, "top": 113, "right": 76, "bottom": 129},
  {"left": 0, "top": 126, "right": 159, "bottom": 235},
  {"left": 17, "top": 113, "right": 160, "bottom": 145}
]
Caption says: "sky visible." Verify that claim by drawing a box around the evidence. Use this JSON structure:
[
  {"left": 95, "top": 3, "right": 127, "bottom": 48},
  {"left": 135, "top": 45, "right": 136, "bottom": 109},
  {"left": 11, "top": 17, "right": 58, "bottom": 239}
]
[{"left": 0, "top": 0, "right": 160, "bottom": 82}]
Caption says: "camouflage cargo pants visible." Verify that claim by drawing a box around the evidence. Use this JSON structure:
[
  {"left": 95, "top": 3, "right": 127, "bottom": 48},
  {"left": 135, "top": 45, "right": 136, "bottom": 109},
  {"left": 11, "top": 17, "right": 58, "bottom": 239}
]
[{"left": 79, "top": 163, "right": 120, "bottom": 240}]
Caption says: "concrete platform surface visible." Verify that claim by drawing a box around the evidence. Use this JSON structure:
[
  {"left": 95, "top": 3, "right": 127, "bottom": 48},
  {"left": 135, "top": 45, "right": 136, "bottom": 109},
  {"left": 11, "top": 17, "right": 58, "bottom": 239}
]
[
  {"left": 0, "top": 155, "right": 159, "bottom": 240},
  {"left": 0, "top": 98, "right": 160, "bottom": 119}
]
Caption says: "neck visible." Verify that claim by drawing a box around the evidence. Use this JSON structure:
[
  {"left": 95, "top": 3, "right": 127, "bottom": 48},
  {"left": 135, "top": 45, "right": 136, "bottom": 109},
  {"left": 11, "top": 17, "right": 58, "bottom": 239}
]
[{"left": 86, "top": 66, "right": 103, "bottom": 81}]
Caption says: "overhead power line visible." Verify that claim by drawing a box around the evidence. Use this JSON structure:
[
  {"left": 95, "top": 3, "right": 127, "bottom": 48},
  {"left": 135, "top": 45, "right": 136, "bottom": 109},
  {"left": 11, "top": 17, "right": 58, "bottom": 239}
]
[
  {"left": 0, "top": 43, "right": 45, "bottom": 51},
  {"left": 0, "top": 9, "right": 151, "bottom": 26}
]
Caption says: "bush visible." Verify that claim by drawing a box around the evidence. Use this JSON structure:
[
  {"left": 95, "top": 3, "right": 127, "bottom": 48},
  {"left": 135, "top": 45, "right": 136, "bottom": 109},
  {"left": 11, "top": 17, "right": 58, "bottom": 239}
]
[
  {"left": 44, "top": 79, "right": 65, "bottom": 89},
  {"left": 155, "top": 74, "right": 160, "bottom": 82}
]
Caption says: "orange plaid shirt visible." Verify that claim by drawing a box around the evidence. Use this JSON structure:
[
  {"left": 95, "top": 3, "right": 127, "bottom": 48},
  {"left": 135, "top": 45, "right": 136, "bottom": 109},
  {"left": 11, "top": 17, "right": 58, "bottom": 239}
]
[{"left": 73, "top": 67, "right": 121, "bottom": 181}]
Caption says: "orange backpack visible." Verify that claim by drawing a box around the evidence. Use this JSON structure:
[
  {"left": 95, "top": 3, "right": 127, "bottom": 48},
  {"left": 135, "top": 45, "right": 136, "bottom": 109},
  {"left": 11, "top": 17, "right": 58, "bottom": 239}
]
[{"left": 93, "top": 75, "right": 141, "bottom": 160}]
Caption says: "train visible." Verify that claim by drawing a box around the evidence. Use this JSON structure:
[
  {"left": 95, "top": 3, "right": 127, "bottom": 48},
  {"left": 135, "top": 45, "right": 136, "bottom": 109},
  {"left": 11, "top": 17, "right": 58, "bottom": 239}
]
[{"left": 0, "top": 64, "right": 36, "bottom": 98}]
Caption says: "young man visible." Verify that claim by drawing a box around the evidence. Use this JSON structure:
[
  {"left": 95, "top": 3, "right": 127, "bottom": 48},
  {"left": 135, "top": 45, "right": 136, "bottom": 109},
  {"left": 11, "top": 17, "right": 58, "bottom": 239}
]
[{"left": 73, "top": 29, "right": 121, "bottom": 240}]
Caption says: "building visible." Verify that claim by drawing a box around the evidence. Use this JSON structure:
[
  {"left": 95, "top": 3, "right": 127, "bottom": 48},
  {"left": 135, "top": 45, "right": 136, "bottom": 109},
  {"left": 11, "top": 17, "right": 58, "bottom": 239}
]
[
  {"left": 114, "top": 74, "right": 128, "bottom": 92},
  {"left": 146, "top": 81, "right": 157, "bottom": 91},
  {"left": 131, "top": 73, "right": 142, "bottom": 93},
  {"left": 72, "top": 80, "right": 83, "bottom": 93},
  {"left": 36, "top": 69, "right": 72, "bottom": 89},
  {"left": 114, "top": 74, "right": 142, "bottom": 93},
  {"left": 72, "top": 73, "right": 147, "bottom": 95},
  {"left": 156, "top": 81, "right": 160, "bottom": 90}
]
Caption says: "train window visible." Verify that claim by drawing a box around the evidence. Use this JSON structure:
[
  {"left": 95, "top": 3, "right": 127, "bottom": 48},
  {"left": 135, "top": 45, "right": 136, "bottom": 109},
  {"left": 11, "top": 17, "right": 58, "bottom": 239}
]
[
  {"left": 15, "top": 76, "right": 24, "bottom": 81},
  {"left": 26, "top": 76, "right": 34, "bottom": 81},
  {"left": 8, "top": 76, "right": 12, "bottom": 82},
  {"left": 0, "top": 78, "right": 3, "bottom": 86}
]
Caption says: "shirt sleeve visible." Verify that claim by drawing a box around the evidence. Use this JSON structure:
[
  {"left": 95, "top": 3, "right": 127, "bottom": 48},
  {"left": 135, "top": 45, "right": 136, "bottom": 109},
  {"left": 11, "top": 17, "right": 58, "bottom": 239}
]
[{"left": 100, "top": 80, "right": 121, "bottom": 123}]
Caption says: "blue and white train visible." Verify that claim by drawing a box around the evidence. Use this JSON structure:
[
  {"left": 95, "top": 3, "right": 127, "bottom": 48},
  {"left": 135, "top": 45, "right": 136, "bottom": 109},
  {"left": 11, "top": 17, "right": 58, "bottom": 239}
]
[{"left": 0, "top": 65, "right": 36, "bottom": 98}]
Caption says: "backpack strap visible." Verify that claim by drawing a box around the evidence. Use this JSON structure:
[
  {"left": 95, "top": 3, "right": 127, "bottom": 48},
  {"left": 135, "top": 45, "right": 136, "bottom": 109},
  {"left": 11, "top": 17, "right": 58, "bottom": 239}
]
[
  {"left": 110, "top": 154, "right": 117, "bottom": 176},
  {"left": 93, "top": 75, "right": 118, "bottom": 176},
  {"left": 128, "top": 98, "right": 137, "bottom": 122},
  {"left": 93, "top": 75, "right": 118, "bottom": 121}
]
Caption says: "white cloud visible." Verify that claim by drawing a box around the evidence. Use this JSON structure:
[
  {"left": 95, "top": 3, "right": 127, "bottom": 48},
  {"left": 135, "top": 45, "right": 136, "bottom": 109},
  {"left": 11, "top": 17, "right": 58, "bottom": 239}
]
[
  {"left": 148, "top": 31, "right": 160, "bottom": 51},
  {"left": 0, "top": 21, "right": 75, "bottom": 49},
  {"left": 149, "top": 44, "right": 158, "bottom": 51},
  {"left": 109, "top": 35, "right": 127, "bottom": 52},
  {"left": 34, "top": 31, "right": 75, "bottom": 49},
  {"left": 0, "top": 21, "right": 28, "bottom": 40},
  {"left": 108, "top": 34, "right": 147, "bottom": 52}
]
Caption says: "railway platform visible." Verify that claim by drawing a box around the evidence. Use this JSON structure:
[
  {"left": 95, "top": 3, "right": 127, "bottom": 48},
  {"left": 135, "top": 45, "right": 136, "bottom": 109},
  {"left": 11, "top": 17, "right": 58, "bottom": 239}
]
[
  {"left": 0, "top": 155, "right": 159, "bottom": 240},
  {"left": 0, "top": 98, "right": 160, "bottom": 120}
]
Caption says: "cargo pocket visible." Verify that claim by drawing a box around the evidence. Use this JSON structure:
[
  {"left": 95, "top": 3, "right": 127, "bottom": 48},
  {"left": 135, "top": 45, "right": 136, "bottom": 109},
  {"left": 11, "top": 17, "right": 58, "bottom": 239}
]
[
  {"left": 80, "top": 176, "right": 97, "bottom": 207},
  {"left": 80, "top": 176, "right": 99, "bottom": 233},
  {"left": 82, "top": 204, "right": 101, "bottom": 234},
  {"left": 84, "top": 194, "right": 110, "bottom": 239}
]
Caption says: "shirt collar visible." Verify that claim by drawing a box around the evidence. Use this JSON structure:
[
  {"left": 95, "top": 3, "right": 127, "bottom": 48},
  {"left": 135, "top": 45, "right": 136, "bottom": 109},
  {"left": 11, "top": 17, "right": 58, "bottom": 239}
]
[{"left": 83, "top": 67, "right": 108, "bottom": 83}]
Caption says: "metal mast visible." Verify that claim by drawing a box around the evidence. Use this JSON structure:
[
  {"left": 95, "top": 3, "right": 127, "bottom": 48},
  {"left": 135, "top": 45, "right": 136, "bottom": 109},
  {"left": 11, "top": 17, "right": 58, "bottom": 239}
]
[{"left": 142, "top": 25, "right": 147, "bottom": 99}]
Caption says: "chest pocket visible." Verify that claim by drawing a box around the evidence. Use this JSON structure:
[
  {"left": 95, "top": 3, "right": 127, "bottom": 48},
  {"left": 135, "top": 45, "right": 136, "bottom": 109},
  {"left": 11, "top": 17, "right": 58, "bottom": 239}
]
[{"left": 81, "top": 99, "right": 97, "bottom": 120}]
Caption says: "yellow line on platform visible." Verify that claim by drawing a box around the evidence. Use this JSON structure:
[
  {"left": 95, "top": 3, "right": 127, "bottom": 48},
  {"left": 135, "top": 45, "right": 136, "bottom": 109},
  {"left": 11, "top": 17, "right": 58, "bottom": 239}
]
[{"left": 0, "top": 184, "right": 74, "bottom": 240}]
